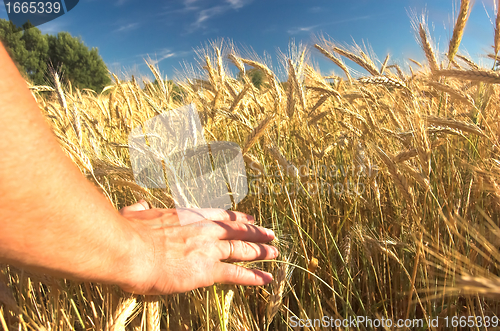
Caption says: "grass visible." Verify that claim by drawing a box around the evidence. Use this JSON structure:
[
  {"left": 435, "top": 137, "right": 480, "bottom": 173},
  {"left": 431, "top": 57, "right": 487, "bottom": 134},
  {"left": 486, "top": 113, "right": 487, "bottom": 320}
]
[{"left": 3, "top": 1, "right": 500, "bottom": 329}]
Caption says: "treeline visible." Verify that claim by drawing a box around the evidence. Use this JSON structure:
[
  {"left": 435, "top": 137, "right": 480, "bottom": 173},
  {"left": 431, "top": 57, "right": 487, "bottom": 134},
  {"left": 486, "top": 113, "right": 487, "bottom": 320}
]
[{"left": 0, "top": 19, "right": 110, "bottom": 92}]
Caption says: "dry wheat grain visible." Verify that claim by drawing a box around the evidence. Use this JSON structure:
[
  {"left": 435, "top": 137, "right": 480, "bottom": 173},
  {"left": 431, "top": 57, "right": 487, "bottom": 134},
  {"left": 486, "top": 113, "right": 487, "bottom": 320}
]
[
  {"left": 434, "top": 68, "right": 500, "bottom": 84},
  {"left": 242, "top": 114, "right": 275, "bottom": 154},
  {"left": 380, "top": 54, "right": 390, "bottom": 74},
  {"left": 145, "top": 297, "right": 161, "bottom": 331},
  {"left": 419, "top": 23, "right": 439, "bottom": 72},
  {"left": 265, "top": 145, "right": 299, "bottom": 178},
  {"left": 288, "top": 59, "right": 306, "bottom": 114},
  {"left": 314, "top": 44, "right": 352, "bottom": 83},
  {"left": 359, "top": 76, "right": 408, "bottom": 89},
  {"left": 393, "top": 139, "right": 445, "bottom": 163},
  {"left": 307, "top": 94, "right": 330, "bottom": 117},
  {"left": 333, "top": 46, "right": 380, "bottom": 76},
  {"left": 455, "top": 54, "right": 480, "bottom": 69},
  {"left": 375, "top": 146, "right": 414, "bottom": 205},
  {"left": 387, "top": 64, "right": 406, "bottom": 80},
  {"left": 308, "top": 110, "right": 330, "bottom": 125},
  {"left": 448, "top": 0, "right": 471, "bottom": 62},
  {"left": 426, "top": 81, "right": 475, "bottom": 107},
  {"left": 495, "top": 0, "right": 500, "bottom": 55},
  {"left": 266, "top": 262, "right": 289, "bottom": 328},
  {"left": 409, "top": 58, "right": 423, "bottom": 68},
  {"left": 424, "top": 115, "right": 485, "bottom": 136}
]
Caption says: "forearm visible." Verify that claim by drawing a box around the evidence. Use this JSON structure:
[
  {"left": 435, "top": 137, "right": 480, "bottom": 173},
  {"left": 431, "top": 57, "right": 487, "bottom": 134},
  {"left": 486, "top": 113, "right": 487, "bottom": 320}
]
[{"left": 0, "top": 42, "right": 141, "bottom": 286}]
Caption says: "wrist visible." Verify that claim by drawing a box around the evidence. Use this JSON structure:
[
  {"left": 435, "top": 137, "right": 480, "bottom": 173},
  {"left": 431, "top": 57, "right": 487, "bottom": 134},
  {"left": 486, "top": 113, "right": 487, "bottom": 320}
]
[{"left": 103, "top": 215, "right": 155, "bottom": 293}]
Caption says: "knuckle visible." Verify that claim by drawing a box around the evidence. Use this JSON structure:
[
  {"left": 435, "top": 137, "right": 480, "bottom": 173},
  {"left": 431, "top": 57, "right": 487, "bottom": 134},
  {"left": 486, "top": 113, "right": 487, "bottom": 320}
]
[{"left": 227, "top": 264, "right": 244, "bottom": 280}]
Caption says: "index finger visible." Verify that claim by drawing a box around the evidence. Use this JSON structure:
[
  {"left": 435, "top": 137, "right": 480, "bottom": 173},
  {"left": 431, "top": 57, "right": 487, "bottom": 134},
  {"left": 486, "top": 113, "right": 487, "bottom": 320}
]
[
  {"left": 177, "top": 208, "right": 254, "bottom": 224},
  {"left": 187, "top": 221, "right": 274, "bottom": 243},
  {"left": 203, "top": 209, "right": 255, "bottom": 223}
]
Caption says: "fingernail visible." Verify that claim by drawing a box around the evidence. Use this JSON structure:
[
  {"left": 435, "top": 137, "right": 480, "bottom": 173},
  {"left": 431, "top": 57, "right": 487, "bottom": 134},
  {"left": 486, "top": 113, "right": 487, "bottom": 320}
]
[
  {"left": 267, "top": 229, "right": 275, "bottom": 238},
  {"left": 273, "top": 247, "right": 279, "bottom": 257}
]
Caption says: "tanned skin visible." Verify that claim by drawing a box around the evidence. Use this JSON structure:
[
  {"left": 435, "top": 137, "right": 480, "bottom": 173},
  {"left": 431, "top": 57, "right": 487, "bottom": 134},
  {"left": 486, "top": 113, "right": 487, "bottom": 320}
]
[{"left": 0, "top": 42, "right": 278, "bottom": 295}]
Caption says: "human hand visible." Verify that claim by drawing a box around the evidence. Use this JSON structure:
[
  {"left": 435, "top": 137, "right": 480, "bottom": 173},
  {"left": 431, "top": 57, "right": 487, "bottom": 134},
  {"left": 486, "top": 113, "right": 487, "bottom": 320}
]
[{"left": 117, "top": 200, "right": 278, "bottom": 295}]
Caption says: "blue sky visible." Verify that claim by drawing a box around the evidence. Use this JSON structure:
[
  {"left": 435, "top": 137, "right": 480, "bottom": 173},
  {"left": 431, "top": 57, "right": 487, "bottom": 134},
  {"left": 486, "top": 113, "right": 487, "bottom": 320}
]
[{"left": 1, "top": 0, "right": 498, "bottom": 82}]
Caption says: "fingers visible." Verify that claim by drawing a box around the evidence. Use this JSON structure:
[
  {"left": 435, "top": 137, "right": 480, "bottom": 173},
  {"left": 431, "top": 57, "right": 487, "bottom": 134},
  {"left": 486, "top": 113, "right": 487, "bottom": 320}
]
[
  {"left": 121, "top": 204, "right": 255, "bottom": 225},
  {"left": 192, "top": 221, "right": 274, "bottom": 243},
  {"left": 213, "top": 263, "right": 273, "bottom": 286},
  {"left": 176, "top": 208, "right": 254, "bottom": 224},
  {"left": 205, "top": 209, "right": 255, "bottom": 224},
  {"left": 221, "top": 240, "right": 279, "bottom": 262}
]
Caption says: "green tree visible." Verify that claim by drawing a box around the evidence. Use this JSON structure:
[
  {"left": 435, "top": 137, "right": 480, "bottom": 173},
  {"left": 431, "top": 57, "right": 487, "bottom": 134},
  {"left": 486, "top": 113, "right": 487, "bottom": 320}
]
[
  {"left": 0, "top": 19, "right": 110, "bottom": 92},
  {"left": 47, "top": 32, "right": 110, "bottom": 92},
  {"left": 21, "top": 22, "right": 49, "bottom": 84},
  {"left": 237, "top": 69, "right": 265, "bottom": 89},
  {"left": 0, "top": 20, "right": 28, "bottom": 74}
]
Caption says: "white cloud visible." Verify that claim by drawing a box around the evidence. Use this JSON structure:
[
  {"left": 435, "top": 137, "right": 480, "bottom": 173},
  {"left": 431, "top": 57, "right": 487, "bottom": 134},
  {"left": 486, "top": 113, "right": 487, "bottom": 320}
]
[
  {"left": 114, "top": 22, "right": 139, "bottom": 33},
  {"left": 226, "top": 0, "right": 247, "bottom": 9},
  {"left": 140, "top": 48, "right": 193, "bottom": 65},
  {"left": 287, "top": 25, "right": 320, "bottom": 35},
  {"left": 287, "top": 15, "right": 374, "bottom": 35},
  {"left": 193, "top": 6, "right": 228, "bottom": 27},
  {"left": 38, "top": 19, "right": 68, "bottom": 34},
  {"left": 188, "top": 0, "right": 251, "bottom": 32},
  {"left": 116, "top": 0, "right": 130, "bottom": 6},
  {"left": 308, "top": 6, "right": 322, "bottom": 13}
]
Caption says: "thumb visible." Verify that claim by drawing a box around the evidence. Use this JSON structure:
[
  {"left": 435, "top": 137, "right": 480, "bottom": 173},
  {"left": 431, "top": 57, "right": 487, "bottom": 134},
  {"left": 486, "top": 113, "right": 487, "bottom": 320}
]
[{"left": 120, "top": 199, "right": 151, "bottom": 214}]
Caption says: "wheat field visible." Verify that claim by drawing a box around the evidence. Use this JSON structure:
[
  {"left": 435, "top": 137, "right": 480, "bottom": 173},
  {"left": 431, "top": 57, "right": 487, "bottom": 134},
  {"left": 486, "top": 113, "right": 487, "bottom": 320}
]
[{"left": 3, "top": 1, "right": 500, "bottom": 330}]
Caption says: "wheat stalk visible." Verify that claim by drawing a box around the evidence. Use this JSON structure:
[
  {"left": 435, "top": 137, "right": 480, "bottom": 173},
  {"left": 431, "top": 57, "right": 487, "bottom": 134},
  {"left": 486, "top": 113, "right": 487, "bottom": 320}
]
[
  {"left": 108, "top": 295, "right": 137, "bottom": 331},
  {"left": 242, "top": 114, "right": 275, "bottom": 154},
  {"left": 399, "top": 161, "right": 431, "bottom": 191},
  {"left": 215, "top": 46, "right": 225, "bottom": 84},
  {"left": 333, "top": 46, "right": 380, "bottom": 76},
  {"left": 266, "top": 261, "right": 289, "bottom": 329},
  {"left": 265, "top": 145, "right": 299, "bottom": 178},
  {"left": 374, "top": 146, "right": 414, "bottom": 205},
  {"left": 228, "top": 52, "right": 246, "bottom": 74},
  {"left": 426, "top": 81, "right": 475, "bottom": 107},
  {"left": 228, "top": 83, "right": 251, "bottom": 113},
  {"left": 28, "top": 85, "right": 55, "bottom": 92},
  {"left": 307, "top": 94, "right": 330, "bottom": 117},
  {"left": 243, "top": 153, "right": 265, "bottom": 174},
  {"left": 205, "top": 56, "right": 218, "bottom": 91},
  {"left": 448, "top": 0, "right": 471, "bottom": 62},
  {"left": 285, "top": 62, "right": 296, "bottom": 118},
  {"left": 495, "top": 0, "right": 500, "bottom": 56},
  {"left": 0, "top": 280, "right": 19, "bottom": 313},
  {"left": 222, "top": 289, "right": 234, "bottom": 331},
  {"left": 409, "top": 58, "right": 423, "bottom": 68},
  {"left": 288, "top": 59, "right": 306, "bottom": 114},
  {"left": 433, "top": 68, "right": 500, "bottom": 84},
  {"left": 49, "top": 67, "right": 69, "bottom": 119},
  {"left": 380, "top": 54, "right": 390, "bottom": 74},
  {"left": 145, "top": 297, "right": 161, "bottom": 331},
  {"left": 450, "top": 58, "right": 463, "bottom": 69},
  {"left": 393, "top": 139, "right": 445, "bottom": 163},
  {"left": 387, "top": 64, "right": 406, "bottom": 80},
  {"left": 308, "top": 110, "right": 330, "bottom": 125},
  {"left": 418, "top": 23, "right": 439, "bottom": 72},
  {"left": 314, "top": 44, "right": 352, "bottom": 83},
  {"left": 359, "top": 76, "right": 408, "bottom": 89},
  {"left": 424, "top": 115, "right": 485, "bottom": 137},
  {"left": 455, "top": 54, "right": 479, "bottom": 69}
]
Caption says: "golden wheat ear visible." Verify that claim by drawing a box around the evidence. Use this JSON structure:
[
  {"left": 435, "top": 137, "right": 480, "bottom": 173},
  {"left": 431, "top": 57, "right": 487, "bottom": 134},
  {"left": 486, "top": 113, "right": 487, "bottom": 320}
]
[{"left": 447, "top": 0, "right": 471, "bottom": 62}]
